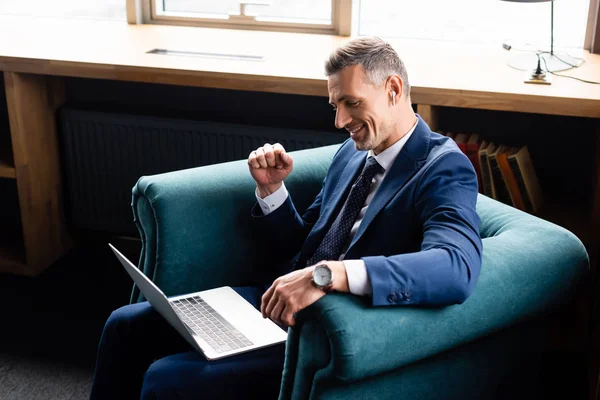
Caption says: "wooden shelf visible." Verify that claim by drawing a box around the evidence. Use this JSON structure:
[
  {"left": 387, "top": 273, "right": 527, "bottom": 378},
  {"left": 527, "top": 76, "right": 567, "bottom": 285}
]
[
  {"left": 0, "top": 133, "right": 15, "bottom": 179},
  {"left": 0, "top": 159, "right": 15, "bottom": 179}
]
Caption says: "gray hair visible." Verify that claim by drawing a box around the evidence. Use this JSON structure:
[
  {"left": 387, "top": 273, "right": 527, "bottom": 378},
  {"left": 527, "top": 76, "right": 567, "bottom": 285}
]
[{"left": 325, "top": 37, "right": 410, "bottom": 98}]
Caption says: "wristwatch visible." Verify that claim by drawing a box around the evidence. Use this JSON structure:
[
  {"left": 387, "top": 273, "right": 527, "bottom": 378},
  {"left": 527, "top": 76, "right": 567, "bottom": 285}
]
[{"left": 312, "top": 264, "right": 334, "bottom": 292}]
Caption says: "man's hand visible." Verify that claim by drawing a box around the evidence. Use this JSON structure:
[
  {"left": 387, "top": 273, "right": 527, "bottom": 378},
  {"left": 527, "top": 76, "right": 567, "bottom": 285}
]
[
  {"left": 261, "top": 261, "right": 349, "bottom": 327},
  {"left": 261, "top": 267, "right": 325, "bottom": 328},
  {"left": 248, "top": 143, "right": 294, "bottom": 198}
]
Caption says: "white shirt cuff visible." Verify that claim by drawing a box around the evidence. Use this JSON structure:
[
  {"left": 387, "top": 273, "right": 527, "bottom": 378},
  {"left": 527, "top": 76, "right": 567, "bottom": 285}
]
[
  {"left": 343, "top": 259, "right": 372, "bottom": 296},
  {"left": 255, "top": 183, "right": 289, "bottom": 215}
]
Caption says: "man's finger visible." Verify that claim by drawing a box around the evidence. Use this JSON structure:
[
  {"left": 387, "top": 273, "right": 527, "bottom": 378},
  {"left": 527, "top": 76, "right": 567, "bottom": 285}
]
[
  {"left": 264, "top": 287, "right": 283, "bottom": 318},
  {"left": 261, "top": 285, "right": 274, "bottom": 318},
  {"left": 272, "top": 143, "right": 285, "bottom": 158},
  {"left": 273, "top": 143, "right": 292, "bottom": 169},
  {"left": 263, "top": 143, "right": 277, "bottom": 168},
  {"left": 281, "top": 306, "right": 296, "bottom": 327},
  {"left": 269, "top": 299, "right": 285, "bottom": 325},
  {"left": 247, "top": 150, "right": 260, "bottom": 169},
  {"left": 255, "top": 148, "right": 268, "bottom": 168}
]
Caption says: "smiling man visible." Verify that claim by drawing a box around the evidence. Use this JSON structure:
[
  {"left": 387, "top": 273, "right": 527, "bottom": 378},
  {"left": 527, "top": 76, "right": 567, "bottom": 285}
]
[
  {"left": 251, "top": 37, "right": 482, "bottom": 328},
  {"left": 90, "top": 37, "right": 482, "bottom": 400}
]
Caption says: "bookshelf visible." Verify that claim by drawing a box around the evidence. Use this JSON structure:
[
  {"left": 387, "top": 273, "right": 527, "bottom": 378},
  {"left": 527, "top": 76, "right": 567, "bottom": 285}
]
[{"left": 416, "top": 104, "right": 600, "bottom": 264}]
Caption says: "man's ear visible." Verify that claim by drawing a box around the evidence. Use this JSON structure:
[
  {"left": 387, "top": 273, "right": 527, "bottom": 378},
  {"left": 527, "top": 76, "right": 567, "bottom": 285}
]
[{"left": 387, "top": 75, "right": 403, "bottom": 99}]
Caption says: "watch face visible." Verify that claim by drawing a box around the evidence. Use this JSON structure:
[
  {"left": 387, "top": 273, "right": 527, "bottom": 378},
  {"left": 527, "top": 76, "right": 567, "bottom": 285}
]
[{"left": 314, "top": 265, "right": 332, "bottom": 287}]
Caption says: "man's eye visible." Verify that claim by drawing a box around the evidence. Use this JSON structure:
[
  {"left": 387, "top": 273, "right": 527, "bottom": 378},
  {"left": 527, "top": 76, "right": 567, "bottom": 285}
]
[{"left": 347, "top": 101, "right": 359, "bottom": 107}]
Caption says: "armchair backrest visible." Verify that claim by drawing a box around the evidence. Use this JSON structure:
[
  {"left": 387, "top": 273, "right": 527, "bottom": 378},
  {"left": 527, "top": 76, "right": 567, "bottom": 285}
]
[
  {"left": 130, "top": 145, "right": 340, "bottom": 301},
  {"left": 131, "top": 143, "right": 588, "bottom": 309}
]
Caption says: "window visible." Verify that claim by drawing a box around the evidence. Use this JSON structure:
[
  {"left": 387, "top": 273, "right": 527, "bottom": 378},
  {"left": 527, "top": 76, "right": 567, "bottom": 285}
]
[
  {"left": 146, "top": 0, "right": 342, "bottom": 34},
  {"left": 162, "top": 0, "right": 331, "bottom": 24},
  {"left": 8, "top": 1, "right": 587, "bottom": 52},
  {"left": 0, "top": 0, "right": 126, "bottom": 21},
  {"left": 358, "top": 0, "right": 590, "bottom": 51},
  {"left": 135, "top": 0, "right": 592, "bottom": 50}
]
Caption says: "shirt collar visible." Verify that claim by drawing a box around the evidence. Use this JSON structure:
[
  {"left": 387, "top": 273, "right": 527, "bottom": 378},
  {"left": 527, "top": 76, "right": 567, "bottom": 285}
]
[{"left": 368, "top": 118, "right": 418, "bottom": 172}]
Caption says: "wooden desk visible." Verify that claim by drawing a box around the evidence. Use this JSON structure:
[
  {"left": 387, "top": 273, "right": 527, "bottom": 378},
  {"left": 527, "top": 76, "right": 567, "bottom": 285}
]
[
  {"left": 0, "top": 16, "right": 598, "bottom": 116},
  {"left": 0, "top": 14, "right": 598, "bottom": 274}
]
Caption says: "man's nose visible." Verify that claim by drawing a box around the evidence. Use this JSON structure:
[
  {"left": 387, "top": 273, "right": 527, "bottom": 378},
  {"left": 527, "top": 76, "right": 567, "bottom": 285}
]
[{"left": 334, "top": 107, "right": 351, "bottom": 130}]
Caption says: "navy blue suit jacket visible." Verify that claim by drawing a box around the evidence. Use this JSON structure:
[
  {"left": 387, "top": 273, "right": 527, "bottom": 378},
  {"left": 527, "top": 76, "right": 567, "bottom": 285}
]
[{"left": 255, "top": 115, "right": 482, "bottom": 307}]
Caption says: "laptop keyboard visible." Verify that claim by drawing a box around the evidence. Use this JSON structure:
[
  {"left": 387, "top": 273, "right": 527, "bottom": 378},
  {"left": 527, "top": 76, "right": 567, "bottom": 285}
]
[{"left": 171, "top": 296, "right": 254, "bottom": 353}]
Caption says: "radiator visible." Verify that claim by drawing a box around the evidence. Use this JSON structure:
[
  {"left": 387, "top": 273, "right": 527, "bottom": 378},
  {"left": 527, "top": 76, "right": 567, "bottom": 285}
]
[{"left": 59, "top": 108, "right": 345, "bottom": 235}]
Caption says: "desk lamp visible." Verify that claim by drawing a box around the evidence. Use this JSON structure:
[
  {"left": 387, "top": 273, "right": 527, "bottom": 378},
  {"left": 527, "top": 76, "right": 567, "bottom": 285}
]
[{"left": 501, "top": 0, "right": 581, "bottom": 82}]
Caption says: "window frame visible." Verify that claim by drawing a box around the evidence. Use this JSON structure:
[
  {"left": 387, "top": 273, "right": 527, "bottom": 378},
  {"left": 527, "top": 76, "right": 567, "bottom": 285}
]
[
  {"left": 586, "top": 0, "right": 600, "bottom": 53},
  {"left": 128, "top": 0, "right": 597, "bottom": 53},
  {"left": 128, "top": 0, "right": 357, "bottom": 35}
]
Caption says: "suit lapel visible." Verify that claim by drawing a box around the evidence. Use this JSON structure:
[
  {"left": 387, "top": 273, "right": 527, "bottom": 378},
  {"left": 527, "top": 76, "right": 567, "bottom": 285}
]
[
  {"left": 346, "top": 115, "right": 431, "bottom": 251},
  {"left": 319, "top": 150, "right": 366, "bottom": 228},
  {"left": 295, "top": 149, "right": 366, "bottom": 268}
]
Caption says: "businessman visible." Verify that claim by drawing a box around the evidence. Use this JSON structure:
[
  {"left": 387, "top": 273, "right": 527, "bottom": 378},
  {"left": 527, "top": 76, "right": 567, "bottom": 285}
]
[{"left": 90, "top": 37, "right": 482, "bottom": 399}]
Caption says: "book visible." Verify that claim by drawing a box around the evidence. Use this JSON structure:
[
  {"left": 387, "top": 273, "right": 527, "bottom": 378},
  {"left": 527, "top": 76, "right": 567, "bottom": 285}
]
[
  {"left": 488, "top": 145, "right": 513, "bottom": 205},
  {"left": 496, "top": 147, "right": 525, "bottom": 210},
  {"left": 479, "top": 141, "right": 496, "bottom": 199},
  {"left": 507, "top": 146, "right": 544, "bottom": 213},
  {"left": 453, "top": 133, "right": 470, "bottom": 155},
  {"left": 465, "top": 134, "right": 483, "bottom": 194}
]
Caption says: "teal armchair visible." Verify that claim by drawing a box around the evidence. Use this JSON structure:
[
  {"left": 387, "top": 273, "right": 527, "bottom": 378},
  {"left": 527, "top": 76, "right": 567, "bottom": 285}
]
[{"left": 131, "top": 144, "right": 588, "bottom": 399}]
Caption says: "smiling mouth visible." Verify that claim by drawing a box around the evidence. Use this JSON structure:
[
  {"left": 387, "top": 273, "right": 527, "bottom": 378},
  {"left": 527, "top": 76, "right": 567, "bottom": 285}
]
[{"left": 346, "top": 124, "right": 365, "bottom": 137}]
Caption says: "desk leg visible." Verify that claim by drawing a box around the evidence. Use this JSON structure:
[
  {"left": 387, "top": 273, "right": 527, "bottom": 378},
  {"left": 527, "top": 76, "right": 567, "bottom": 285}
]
[
  {"left": 416, "top": 104, "right": 440, "bottom": 132},
  {"left": 4, "top": 72, "right": 72, "bottom": 275}
]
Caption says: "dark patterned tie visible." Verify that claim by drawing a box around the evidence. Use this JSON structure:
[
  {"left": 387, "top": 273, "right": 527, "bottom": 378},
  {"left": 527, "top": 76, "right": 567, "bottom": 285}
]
[{"left": 307, "top": 156, "right": 384, "bottom": 265}]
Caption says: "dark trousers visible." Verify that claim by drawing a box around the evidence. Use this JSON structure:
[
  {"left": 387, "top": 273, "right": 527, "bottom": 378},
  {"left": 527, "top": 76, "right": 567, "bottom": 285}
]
[{"left": 89, "top": 286, "right": 285, "bottom": 399}]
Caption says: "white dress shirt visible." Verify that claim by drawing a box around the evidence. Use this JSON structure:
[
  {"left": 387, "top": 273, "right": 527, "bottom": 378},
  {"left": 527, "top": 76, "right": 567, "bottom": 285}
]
[{"left": 256, "top": 119, "right": 418, "bottom": 296}]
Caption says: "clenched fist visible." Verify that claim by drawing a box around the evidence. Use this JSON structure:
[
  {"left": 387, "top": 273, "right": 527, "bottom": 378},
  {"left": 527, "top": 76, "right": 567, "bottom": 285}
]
[{"left": 248, "top": 143, "right": 294, "bottom": 198}]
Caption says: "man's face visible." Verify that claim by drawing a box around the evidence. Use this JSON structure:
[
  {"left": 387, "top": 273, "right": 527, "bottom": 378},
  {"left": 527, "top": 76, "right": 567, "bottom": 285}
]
[{"left": 328, "top": 65, "right": 394, "bottom": 154}]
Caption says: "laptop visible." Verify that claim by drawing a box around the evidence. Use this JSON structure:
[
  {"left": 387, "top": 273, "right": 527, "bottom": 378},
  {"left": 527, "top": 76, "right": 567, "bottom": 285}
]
[{"left": 109, "top": 243, "right": 287, "bottom": 360}]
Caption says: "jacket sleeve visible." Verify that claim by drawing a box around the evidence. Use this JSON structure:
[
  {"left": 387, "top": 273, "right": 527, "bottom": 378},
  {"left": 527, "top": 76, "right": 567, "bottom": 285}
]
[
  {"left": 251, "top": 186, "right": 323, "bottom": 264},
  {"left": 250, "top": 143, "right": 346, "bottom": 268},
  {"left": 364, "top": 150, "right": 483, "bottom": 306}
]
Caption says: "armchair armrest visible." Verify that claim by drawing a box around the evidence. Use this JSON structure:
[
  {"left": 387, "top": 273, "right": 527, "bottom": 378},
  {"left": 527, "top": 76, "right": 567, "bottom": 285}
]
[
  {"left": 130, "top": 144, "right": 340, "bottom": 302},
  {"left": 281, "top": 195, "right": 588, "bottom": 398}
]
